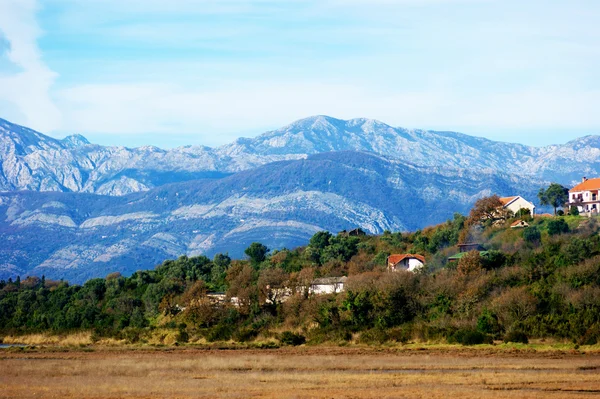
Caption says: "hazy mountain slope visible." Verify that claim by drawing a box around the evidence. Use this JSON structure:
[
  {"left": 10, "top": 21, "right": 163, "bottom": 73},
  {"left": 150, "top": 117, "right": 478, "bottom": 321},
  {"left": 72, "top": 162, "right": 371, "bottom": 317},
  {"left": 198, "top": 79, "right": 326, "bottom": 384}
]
[
  {"left": 0, "top": 118, "right": 300, "bottom": 196},
  {"left": 221, "top": 116, "right": 600, "bottom": 182},
  {"left": 0, "top": 151, "right": 539, "bottom": 283},
  {"left": 1, "top": 116, "right": 599, "bottom": 196}
]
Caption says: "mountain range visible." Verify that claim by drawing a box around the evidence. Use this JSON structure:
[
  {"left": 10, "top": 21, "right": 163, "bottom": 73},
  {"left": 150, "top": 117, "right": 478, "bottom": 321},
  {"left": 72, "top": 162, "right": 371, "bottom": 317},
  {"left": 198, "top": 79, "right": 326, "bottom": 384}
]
[
  {"left": 3, "top": 116, "right": 599, "bottom": 196},
  {"left": 1, "top": 115, "right": 597, "bottom": 282}
]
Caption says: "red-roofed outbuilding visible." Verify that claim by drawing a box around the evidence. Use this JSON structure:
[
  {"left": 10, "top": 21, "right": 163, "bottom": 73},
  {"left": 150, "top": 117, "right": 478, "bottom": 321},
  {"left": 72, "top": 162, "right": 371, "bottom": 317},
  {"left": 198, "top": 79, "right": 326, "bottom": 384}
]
[{"left": 387, "top": 254, "right": 425, "bottom": 273}]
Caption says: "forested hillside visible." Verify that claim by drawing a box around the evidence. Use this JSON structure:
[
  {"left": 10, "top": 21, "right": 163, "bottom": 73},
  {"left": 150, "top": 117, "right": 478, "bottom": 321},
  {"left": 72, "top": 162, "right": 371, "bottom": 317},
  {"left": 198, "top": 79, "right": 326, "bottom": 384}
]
[{"left": 2, "top": 208, "right": 600, "bottom": 347}]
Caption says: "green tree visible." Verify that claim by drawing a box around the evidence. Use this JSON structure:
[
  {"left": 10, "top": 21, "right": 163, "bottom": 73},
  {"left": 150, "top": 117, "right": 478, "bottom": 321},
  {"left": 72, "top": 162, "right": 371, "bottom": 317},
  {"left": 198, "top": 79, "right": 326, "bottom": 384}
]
[
  {"left": 244, "top": 242, "right": 269, "bottom": 265},
  {"left": 213, "top": 253, "right": 231, "bottom": 269},
  {"left": 570, "top": 206, "right": 580, "bottom": 216},
  {"left": 481, "top": 250, "right": 507, "bottom": 270},
  {"left": 210, "top": 253, "right": 231, "bottom": 290},
  {"left": 515, "top": 208, "right": 532, "bottom": 220},
  {"left": 321, "top": 236, "right": 359, "bottom": 263},
  {"left": 538, "top": 183, "right": 569, "bottom": 215},
  {"left": 309, "top": 231, "right": 332, "bottom": 250}
]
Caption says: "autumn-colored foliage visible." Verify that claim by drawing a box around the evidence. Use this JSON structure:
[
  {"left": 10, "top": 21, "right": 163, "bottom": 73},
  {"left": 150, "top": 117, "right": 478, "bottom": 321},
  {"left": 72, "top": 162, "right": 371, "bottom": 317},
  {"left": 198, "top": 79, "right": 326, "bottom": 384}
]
[{"left": 2, "top": 208, "right": 600, "bottom": 347}]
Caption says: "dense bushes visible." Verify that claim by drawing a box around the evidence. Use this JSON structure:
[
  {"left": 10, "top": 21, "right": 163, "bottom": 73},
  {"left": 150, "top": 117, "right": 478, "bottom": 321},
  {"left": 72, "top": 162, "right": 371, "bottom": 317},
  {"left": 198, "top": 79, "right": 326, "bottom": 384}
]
[
  {"left": 448, "top": 329, "right": 492, "bottom": 346},
  {"left": 504, "top": 330, "right": 529, "bottom": 344},
  {"left": 2, "top": 214, "right": 600, "bottom": 347},
  {"left": 279, "top": 331, "right": 306, "bottom": 346}
]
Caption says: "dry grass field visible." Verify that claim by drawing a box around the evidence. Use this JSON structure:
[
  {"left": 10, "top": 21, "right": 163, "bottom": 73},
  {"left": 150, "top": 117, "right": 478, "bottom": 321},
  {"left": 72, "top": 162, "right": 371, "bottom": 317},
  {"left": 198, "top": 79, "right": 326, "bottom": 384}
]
[{"left": 1, "top": 346, "right": 600, "bottom": 399}]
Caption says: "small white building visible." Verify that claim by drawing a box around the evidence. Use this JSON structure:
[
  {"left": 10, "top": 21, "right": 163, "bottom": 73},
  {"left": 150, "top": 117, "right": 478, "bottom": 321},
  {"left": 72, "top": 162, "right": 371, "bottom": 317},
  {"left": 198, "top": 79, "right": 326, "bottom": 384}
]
[
  {"left": 569, "top": 177, "right": 600, "bottom": 215},
  {"left": 387, "top": 254, "right": 425, "bottom": 272},
  {"left": 309, "top": 276, "right": 347, "bottom": 295},
  {"left": 510, "top": 220, "right": 530, "bottom": 228},
  {"left": 499, "top": 196, "right": 536, "bottom": 216}
]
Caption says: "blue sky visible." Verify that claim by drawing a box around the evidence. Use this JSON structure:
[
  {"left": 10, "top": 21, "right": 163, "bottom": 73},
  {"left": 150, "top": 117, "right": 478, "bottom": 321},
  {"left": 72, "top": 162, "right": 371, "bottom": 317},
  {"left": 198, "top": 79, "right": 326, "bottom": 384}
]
[{"left": 0, "top": 0, "right": 599, "bottom": 148}]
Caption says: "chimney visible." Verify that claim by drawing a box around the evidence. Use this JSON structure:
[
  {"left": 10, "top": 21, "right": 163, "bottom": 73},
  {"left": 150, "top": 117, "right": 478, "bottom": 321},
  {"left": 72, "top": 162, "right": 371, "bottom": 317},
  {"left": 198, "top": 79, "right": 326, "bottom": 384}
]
[{"left": 583, "top": 177, "right": 588, "bottom": 183}]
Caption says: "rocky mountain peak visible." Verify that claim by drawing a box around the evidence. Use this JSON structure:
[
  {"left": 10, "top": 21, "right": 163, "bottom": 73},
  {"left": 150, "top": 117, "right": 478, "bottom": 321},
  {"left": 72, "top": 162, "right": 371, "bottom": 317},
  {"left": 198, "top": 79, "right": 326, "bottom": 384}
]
[
  {"left": 1, "top": 115, "right": 600, "bottom": 197},
  {"left": 61, "top": 134, "right": 90, "bottom": 148}
]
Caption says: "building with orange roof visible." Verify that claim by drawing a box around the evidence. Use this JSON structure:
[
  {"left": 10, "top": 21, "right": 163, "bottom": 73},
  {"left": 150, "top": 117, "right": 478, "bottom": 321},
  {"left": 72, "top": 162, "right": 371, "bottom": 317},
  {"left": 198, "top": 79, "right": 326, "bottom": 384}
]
[
  {"left": 387, "top": 254, "right": 425, "bottom": 273},
  {"left": 569, "top": 177, "right": 600, "bottom": 215},
  {"left": 510, "top": 220, "right": 530, "bottom": 228},
  {"left": 498, "top": 196, "right": 536, "bottom": 216}
]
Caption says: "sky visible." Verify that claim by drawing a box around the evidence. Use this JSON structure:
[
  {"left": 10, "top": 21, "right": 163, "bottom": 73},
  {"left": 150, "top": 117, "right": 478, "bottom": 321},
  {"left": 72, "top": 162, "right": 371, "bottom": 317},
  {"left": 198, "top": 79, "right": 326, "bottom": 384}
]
[{"left": 0, "top": 0, "right": 599, "bottom": 148}]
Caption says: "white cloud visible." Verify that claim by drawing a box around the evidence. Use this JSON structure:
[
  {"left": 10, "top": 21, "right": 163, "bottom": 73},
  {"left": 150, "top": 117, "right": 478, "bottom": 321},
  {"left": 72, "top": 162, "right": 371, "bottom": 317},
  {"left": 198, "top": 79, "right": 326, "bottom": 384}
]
[
  {"left": 2, "top": 0, "right": 599, "bottom": 149},
  {"left": 55, "top": 81, "right": 440, "bottom": 145},
  {"left": 0, "top": 0, "right": 61, "bottom": 131},
  {"left": 55, "top": 78, "right": 600, "bottom": 147}
]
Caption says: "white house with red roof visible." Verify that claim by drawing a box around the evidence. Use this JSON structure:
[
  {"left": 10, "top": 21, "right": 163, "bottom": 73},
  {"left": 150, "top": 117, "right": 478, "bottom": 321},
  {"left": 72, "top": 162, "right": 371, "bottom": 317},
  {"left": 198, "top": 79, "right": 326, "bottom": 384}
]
[
  {"left": 499, "top": 196, "right": 536, "bottom": 216},
  {"left": 569, "top": 177, "right": 600, "bottom": 214},
  {"left": 387, "top": 254, "right": 425, "bottom": 272}
]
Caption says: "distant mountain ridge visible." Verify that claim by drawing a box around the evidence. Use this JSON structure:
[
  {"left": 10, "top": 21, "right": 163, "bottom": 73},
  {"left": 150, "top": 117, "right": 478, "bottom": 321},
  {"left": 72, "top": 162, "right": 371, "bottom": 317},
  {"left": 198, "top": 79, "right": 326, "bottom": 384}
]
[
  {"left": 1, "top": 115, "right": 599, "bottom": 283},
  {"left": 0, "top": 151, "right": 539, "bottom": 283},
  {"left": 2, "top": 116, "right": 600, "bottom": 196}
]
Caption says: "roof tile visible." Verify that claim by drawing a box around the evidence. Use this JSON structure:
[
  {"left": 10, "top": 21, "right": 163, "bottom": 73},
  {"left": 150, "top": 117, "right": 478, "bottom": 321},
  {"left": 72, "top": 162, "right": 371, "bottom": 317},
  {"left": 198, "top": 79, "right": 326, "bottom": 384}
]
[
  {"left": 570, "top": 178, "right": 600, "bottom": 192},
  {"left": 499, "top": 196, "right": 518, "bottom": 205},
  {"left": 388, "top": 254, "right": 426, "bottom": 265}
]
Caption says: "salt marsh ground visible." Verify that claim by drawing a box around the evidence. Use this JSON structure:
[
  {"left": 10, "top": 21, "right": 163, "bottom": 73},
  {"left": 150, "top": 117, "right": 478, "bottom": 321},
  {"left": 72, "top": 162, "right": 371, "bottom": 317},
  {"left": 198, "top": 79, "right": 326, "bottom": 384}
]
[{"left": 1, "top": 346, "right": 600, "bottom": 398}]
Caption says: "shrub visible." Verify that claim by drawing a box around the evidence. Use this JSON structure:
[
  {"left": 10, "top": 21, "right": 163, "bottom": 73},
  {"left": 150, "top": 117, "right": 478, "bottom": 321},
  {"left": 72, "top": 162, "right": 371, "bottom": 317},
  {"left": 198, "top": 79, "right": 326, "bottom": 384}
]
[
  {"left": 547, "top": 219, "right": 569, "bottom": 236},
  {"left": 556, "top": 210, "right": 565, "bottom": 216},
  {"left": 176, "top": 330, "right": 189, "bottom": 343},
  {"left": 448, "top": 328, "right": 492, "bottom": 345},
  {"left": 233, "top": 327, "right": 259, "bottom": 342},
  {"left": 523, "top": 227, "right": 541, "bottom": 243},
  {"left": 503, "top": 330, "right": 529, "bottom": 344},
  {"left": 457, "top": 250, "right": 483, "bottom": 275},
  {"left": 578, "top": 325, "right": 600, "bottom": 346},
  {"left": 307, "top": 327, "right": 352, "bottom": 344},
  {"left": 477, "top": 309, "right": 501, "bottom": 336},
  {"left": 387, "top": 326, "right": 412, "bottom": 344},
  {"left": 253, "top": 341, "right": 280, "bottom": 349},
  {"left": 359, "top": 328, "right": 389, "bottom": 344},
  {"left": 570, "top": 206, "right": 580, "bottom": 216},
  {"left": 481, "top": 250, "right": 506, "bottom": 270},
  {"left": 122, "top": 327, "right": 144, "bottom": 344},
  {"left": 492, "top": 287, "right": 538, "bottom": 327},
  {"left": 515, "top": 208, "right": 532, "bottom": 220},
  {"left": 279, "top": 331, "right": 306, "bottom": 346},
  {"left": 206, "top": 324, "right": 233, "bottom": 342}
]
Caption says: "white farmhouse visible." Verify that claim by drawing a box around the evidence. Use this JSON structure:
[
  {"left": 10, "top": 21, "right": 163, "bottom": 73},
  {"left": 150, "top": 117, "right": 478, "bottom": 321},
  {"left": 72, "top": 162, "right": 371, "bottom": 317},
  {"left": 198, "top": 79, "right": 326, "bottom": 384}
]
[
  {"left": 309, "top": 276, "right": 347, "bottom": 295},
  {"left": 569, "top": 177, "right": 600, "bottom": 215},
  {"left": 387, "top": 254, "right": 425, "bottom": 272},
  {"left": 499, "top": 196, "right": 536, "bottom": 216}
]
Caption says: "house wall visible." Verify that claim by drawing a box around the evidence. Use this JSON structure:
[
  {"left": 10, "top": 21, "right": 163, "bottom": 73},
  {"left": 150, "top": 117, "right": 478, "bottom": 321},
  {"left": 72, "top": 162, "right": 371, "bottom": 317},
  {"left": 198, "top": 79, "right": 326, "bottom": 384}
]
[
  {"left": 569, "top": 190, "right": 600, "bottom": 213},
  {"left": 390, "top": 258, "right": 424, "bottom": 272},
  {"left": 309, "top": 283, "right": 345, "bottom": 295},
  {"left": 505, "top": 197, "right": 536, "bottom": 215},
  {"left": 406, "top": 258, "right": 424, "bottom": 272}
]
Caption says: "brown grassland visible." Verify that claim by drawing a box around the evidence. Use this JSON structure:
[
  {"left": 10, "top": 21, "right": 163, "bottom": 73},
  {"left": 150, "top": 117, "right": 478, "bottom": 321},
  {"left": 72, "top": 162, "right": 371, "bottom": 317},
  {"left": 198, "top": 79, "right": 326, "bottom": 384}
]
[{"left": 2, "top": 345, "right": 600, "bottom": 398}]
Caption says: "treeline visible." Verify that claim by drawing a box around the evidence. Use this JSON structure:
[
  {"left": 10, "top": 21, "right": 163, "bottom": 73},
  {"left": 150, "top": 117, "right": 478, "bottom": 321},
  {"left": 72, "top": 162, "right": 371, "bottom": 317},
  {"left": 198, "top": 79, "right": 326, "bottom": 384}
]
[{"left": 1, "top": 207, "right": 600, "bottom": 346}]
